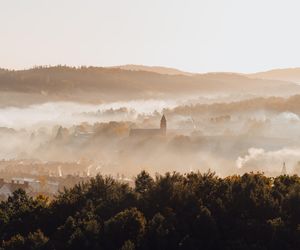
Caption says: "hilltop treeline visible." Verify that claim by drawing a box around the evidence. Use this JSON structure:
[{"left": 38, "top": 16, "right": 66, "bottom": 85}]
[
  {"left": 0, "top": 66, "right": 298, "bottom": 105},
  {"left": 166, "top": 95, "right": 300, "bottom": 116},
  {"left": 0, "top": 172, "right": 300, "bottom": 250}
]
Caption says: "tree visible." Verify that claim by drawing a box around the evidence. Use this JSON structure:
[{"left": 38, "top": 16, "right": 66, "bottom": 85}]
[
  {"left": 27, "top": 230, "right": 49, "bottom": 250},
  {"left": 2, "top": 234, "right": 25, "bottom": 250},
  {"left": 121, "top": 240, "right": 135, "bottom": 250},
  {"left": 104, "top": 208, "right": 146, "bottom": 249},
  {"left": 135, "top": 171, "right": 154, "bottom": 194}
]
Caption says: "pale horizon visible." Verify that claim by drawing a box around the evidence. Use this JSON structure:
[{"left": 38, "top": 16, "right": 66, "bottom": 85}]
[
  {"left": 3, "top": 63, "right": 300, "bottom": 75},
  {"left": 2, "top": 0, "right": 300, "bottom": 73}
]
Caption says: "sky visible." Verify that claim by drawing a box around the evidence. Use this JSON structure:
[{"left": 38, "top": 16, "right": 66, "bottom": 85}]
[{"left": 1, "top": 0, "right": 300, "bottom": 73}]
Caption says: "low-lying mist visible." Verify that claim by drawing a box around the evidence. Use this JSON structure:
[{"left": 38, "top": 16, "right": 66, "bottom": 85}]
[
  {"left": 0, "top": 99, "right": 178, "bottom": 129},
  {"left": 237, "top": 147, "right": 300, "bottom": 175},
  {"left": 2, "top": 94, "right": 300, "bottom": 178}
]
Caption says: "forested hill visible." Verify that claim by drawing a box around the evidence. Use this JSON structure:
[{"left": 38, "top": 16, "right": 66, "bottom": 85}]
[
  {"left": 249, "top": 67, "right": 300, "bottom": 84},
  {"left": 0, "top": 66, "right": 299, "bottom": 104},
  {"left": 0, "top": 171, "right": 300, "bottom": 249}
]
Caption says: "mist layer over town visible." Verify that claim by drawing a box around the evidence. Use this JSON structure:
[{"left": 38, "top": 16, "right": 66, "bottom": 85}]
[{"left": 1, "top": 66, "right": 300, "bottom": 181}]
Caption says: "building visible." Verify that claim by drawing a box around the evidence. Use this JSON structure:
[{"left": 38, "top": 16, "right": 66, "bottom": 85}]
[
  {"left": 129, "top": 115, "right": 167, "bottom": 137},
  {"left": 281, "top": 162, "right": 287, "bottom": 175},
  {"left": 11, "top": 177, "right": 59, "bottom": 195},
  {"left": 0, "top": 177, "right": 59, "bottom": 200},
  {"left": 0, "top": 178, "right": 29, "bottom": 200}
]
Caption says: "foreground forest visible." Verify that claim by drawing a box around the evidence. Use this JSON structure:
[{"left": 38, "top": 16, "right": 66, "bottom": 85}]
[{"left": 0, "top": 171, "right": 300, "bottom": 250}]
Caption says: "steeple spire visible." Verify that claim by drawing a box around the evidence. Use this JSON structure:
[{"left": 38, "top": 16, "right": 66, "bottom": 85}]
[
  {"left": 281, "top": 162, "right": 287, "bottom": 175},
  {"left": 160, "top": 114, "right": 167, "bottom": 135}
]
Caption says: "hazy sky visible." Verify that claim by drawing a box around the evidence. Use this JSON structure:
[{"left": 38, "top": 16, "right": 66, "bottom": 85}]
[{"left": 1, "top": 0, "right": 300, "bottom": 73}]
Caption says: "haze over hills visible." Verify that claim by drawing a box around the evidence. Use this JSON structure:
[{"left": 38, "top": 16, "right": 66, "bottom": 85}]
[
  {"left": 1, "top": 65, "right": 300, "bottom": 106},
  {"left": 248, "top": 68, "right": 300, "bottom": 84},
  {"left": 2, "top": 64, "right": 300, "bottom": 178},
  {"left": 111, "top": 65, "right": 300, "bottom": 84},
  {"left": 111, "top": 64, "right": 194, "bottom": 76}
]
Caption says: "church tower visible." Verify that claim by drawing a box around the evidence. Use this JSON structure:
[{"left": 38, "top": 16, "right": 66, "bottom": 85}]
[
  {"left": 160, "top": 115, "right": 167, "bottom": 135},
  {"left": 281, "top": 162, "right": 287, "bottom": 175}
]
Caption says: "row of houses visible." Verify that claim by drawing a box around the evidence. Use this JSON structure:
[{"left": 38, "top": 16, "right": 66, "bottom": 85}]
[{"left": 0, "top": 178, "right": 59, "bottom": 200}]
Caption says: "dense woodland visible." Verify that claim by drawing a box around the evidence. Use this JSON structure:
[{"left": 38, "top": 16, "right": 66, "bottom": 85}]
[{"left": 0, "top": 171, "right": 299, "bottom": 249}]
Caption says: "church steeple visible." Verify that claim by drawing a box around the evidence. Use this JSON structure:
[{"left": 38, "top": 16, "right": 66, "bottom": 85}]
[
  {"left": 160, "top": 115, "right": 167, "bottom": 135},
  {"left": 281, "top": 162, "right": 287, "bottom": 175}
]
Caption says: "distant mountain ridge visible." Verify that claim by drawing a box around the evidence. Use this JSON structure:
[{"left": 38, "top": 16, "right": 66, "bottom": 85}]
[
  {"left": 248, "top": 68, "right": 300, "bottom": 84},
  {"left": 0, "top": 65, "right": 300, "bottom": 106},
  {"left": 112, "top": 65, "right": 300, "bottom": 84},
  {"left": 110, "top": 64, "right": 194, "bottom": 76},
  {"left": 113, "top": 65, "right": 300, "bottom": 84}
]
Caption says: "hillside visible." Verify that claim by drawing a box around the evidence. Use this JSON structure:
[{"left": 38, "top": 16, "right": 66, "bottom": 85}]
[
  {"left": 249, "top": 68, "right": 300, "bottom": 84},
  {"left": 111, "top": 64, "right": 194, "bottom": 76},
  {"left": 168, "top": 95, "right": 300, "bottom": 115},
  {"left": 0, "top": 66, "right": 299, "bottom": 106}
]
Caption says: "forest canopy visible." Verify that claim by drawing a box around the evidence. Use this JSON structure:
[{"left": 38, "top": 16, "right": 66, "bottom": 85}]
[{"left": 0, "top": 171, "right": 300, "bottom": 249}]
